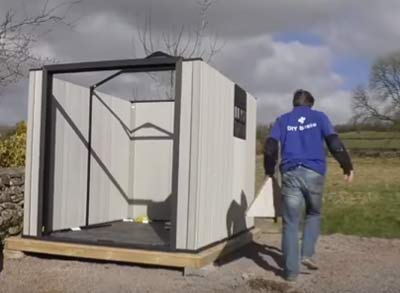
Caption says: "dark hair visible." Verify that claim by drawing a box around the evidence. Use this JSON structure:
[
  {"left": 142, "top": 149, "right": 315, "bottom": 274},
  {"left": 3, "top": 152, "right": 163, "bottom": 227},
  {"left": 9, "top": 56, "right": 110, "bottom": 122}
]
[{"left": 293, "top": 89, "right": 314, "bottom": 107}]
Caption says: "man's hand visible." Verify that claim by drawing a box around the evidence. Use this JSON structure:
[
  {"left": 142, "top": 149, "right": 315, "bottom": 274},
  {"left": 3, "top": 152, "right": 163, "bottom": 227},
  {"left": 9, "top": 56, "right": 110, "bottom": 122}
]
[{"left": 344, "top": 170, "right": 354, "bottom": 183}]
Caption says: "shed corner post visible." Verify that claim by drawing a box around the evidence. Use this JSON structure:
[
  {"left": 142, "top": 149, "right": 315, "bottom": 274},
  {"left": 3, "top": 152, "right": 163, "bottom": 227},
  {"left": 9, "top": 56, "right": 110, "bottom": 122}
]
[
  {"left": 36, "top": 68, "right": 53, "bottom": 237},
  {"left": 170, "top": 58, "right": 184, "bottom": 250}
]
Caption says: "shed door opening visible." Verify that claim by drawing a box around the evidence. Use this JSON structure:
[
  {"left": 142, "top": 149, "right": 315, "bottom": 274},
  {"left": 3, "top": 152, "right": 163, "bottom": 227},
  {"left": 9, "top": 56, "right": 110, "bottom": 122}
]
[{"left": 42, "top": 68, "right": 176, "bottom": 250}]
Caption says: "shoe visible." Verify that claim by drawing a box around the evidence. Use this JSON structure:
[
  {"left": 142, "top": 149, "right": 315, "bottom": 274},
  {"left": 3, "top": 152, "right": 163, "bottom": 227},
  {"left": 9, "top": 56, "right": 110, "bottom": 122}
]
[
  {"left": 301, "top": 258, "right": 318, "bottom": 270},
  {"left": 284, "top": 275, "right": 297, "bottom": 282}
]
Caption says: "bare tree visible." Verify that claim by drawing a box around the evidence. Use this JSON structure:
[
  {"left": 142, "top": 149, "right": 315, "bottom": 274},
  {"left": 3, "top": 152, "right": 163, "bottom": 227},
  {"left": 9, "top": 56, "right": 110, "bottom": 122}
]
[
  {"left": 0, "top": 0, "right": 80, "bottom": 91},
  {"left": 132, "top": 0, "right": 223, "bottom": 101},
  {"left": 137, "top": 0, "right": 223, "bottom": 61},
  {"left": 352, "top": 51, "right": 400, "bottom": 124}
]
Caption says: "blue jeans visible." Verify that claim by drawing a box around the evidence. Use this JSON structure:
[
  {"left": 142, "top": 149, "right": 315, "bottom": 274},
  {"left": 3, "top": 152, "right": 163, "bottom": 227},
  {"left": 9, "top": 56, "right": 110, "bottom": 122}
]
[{"left": 281, "top": 166, "right": 325, "bottom": 278}]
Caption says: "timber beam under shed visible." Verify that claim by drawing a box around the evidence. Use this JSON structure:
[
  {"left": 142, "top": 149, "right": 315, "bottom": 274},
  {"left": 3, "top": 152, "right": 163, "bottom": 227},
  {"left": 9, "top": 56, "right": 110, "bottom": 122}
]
[{"left": 5, "top": 229, "right": 258, "bottom": 269}]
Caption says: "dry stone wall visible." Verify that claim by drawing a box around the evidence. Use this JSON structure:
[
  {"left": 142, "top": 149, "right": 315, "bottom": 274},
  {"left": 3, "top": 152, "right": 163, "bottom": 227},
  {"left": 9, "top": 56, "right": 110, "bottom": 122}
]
[{"left": 0, "top": 168, "right": 24, "bottom": 242}]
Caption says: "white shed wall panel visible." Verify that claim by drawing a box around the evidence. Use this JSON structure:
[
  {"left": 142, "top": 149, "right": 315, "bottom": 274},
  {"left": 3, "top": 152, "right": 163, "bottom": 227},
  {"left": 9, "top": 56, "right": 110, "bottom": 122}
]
[
  {"left": 49, "top": 79, "right": 90, "bottom": 230},
  {"left": 183, "top": 61, "right": 256, "bottom": 250},
  {"left": 24, "top": 71, "right": 43, "bottom": 236},
  {"left": 130, "top": 102, "right": 174, "bottom": 221},
  {"left": 25, "top": 60, "right": 257, "bottom": 250},
  {"left": 231, "top": 95, "right": 256, "bottom": 232},
  {"left": 89, "top": 90, "right": 131, "bottom": 224},
  {"left": 175, "top": 62, "right": 193, "bottom": 249}
]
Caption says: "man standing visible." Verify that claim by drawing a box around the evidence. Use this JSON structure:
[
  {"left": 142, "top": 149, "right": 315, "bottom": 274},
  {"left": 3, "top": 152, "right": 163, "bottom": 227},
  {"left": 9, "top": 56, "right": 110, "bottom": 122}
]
[{"left": 264, "top": 89, "right": 354, "bottom": 281}]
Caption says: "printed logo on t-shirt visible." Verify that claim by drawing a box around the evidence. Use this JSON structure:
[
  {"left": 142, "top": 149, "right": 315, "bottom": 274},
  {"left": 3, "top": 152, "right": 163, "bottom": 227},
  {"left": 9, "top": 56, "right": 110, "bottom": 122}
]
[
  {"left": 287, "top": 117, "right": 317, "bottom": 132},
  {"left": 298, "top": 116, "right": 306, "bottom": 124}
]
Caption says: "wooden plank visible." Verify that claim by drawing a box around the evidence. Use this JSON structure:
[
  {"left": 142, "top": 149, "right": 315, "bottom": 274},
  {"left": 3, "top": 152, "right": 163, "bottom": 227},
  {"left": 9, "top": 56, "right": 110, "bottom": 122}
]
[
  {"left": 5, "top": 237, "right": 195, "bottom": 268},
  {"left": 5, "top": 229, "right": 257, "bottom": 269}
]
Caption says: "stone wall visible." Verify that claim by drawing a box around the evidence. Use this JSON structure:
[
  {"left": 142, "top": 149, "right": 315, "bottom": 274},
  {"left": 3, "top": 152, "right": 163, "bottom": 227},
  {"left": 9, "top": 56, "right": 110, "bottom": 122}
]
[{"left": 0, "top": 168, "right": 24, "bottom": 242}]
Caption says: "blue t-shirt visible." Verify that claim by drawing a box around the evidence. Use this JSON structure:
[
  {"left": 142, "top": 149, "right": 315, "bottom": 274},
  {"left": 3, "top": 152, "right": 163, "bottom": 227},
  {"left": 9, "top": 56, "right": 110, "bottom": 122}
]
[{"left": 270, "top": 106, "right": 335, "bottom": 175}]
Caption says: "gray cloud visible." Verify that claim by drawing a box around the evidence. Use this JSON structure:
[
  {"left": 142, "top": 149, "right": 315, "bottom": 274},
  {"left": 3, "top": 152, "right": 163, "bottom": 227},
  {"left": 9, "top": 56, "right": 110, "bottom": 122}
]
[
  {"left": 1, "top": 0, "right": 400, "bottom": 125},
  {"left": 0, "top": 81, "right": 28, "bottom": 125}
]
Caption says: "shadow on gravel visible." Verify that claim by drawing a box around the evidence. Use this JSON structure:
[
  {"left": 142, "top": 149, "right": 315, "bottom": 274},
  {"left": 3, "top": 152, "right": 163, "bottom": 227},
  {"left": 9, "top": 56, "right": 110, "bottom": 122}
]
[
  {"left": 223, "top": 191, "right": 284, "bottom": 278},
  {"left": 23, "top": 251, "right": 182, "bottom": 272},
  {"left": 217, "top": 241, "right": 284, "bottom": 277}
]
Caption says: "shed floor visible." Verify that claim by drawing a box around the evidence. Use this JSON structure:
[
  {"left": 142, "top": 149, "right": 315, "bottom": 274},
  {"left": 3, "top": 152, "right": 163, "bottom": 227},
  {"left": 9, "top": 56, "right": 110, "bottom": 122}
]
[{"left": 48, "top": 221, "right": 170, "bottom": 250}]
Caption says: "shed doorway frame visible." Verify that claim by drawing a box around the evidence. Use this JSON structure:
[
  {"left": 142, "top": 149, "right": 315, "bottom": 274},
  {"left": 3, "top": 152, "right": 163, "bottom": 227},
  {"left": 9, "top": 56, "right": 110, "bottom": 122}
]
[{"left": 33, "top": 53, "right": 188, "bottom": 251}]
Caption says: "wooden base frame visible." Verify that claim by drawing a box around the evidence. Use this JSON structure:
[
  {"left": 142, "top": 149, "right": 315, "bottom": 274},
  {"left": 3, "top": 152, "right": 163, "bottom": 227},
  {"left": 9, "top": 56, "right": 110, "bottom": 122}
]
[{"left": 5, "top": 229, "right": 258, "bottom": 269}]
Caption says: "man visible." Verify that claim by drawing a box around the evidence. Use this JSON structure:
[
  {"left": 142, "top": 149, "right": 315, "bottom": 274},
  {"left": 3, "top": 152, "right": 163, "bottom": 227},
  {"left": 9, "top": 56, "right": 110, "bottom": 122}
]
[{"left": 264, "top": 89, "right": 354, "bottom": 282}]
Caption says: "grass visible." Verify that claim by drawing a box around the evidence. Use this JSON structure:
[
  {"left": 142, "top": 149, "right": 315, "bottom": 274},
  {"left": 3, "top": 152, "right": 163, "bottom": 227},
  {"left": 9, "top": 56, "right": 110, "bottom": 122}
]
[
  {"left": 255, "top": 156, "right": 400, "bottom": 238},
  {"left": 323, "top": 157, "right": 400, "bottom": 238},
  {"left": 339, "top": 131, "right": 400, "bottom": 139},
  {"left": 342, "top": 139, "right": 400, "bottom": 150},
  {"left": 338, "top": 131, "right": 400, "bottom": 150}
]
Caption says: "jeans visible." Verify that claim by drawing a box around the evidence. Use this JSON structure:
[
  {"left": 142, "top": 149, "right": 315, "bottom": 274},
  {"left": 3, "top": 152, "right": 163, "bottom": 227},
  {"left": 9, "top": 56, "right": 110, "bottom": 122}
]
[{"left": 281, "top": 166, "right": 325, "bottom": 278}]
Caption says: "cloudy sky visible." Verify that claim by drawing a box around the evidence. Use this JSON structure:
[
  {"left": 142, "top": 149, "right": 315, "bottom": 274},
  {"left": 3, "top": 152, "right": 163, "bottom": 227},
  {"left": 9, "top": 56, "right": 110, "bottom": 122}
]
[{"left": 1, "top": 0, "right": 400, "bottom": 125}]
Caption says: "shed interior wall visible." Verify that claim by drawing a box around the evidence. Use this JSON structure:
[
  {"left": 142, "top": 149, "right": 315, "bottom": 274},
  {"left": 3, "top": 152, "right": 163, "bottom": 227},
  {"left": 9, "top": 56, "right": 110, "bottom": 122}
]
[
  {"left": 29, "top": 75, "right": 175, "bottom": 236},
  {"left": 24, "top": 60, "right": 257, "bottom": 253}
]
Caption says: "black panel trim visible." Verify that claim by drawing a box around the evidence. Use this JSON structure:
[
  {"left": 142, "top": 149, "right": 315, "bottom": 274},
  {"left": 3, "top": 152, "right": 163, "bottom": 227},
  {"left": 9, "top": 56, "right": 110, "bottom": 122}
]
[
  {"left": 21, "top": 227, "right": 255, "bottom": 254},
  {"left": 36, "top": 55, "right": 182, "bottom": 241},
  {"left": 233, "top": 84, "right": 247, "bottom": 140},
  {"left": 129, "top": 99, "right": 175, "bottom": 104},
  {"left": 85, "top": 87, "right": 94, "bottom": 226},
  {"left": 169, "top": 59, "right": 183, "bottom": 250}
]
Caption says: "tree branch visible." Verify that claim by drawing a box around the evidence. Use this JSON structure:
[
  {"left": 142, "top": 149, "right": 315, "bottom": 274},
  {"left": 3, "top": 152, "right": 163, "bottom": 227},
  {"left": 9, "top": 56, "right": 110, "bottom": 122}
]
[
  {"left": 0, "top": 0, "right": 80, "bottom": 91},
  {"left": 135, "top": 0, "right": 221, "bottom": 61}
]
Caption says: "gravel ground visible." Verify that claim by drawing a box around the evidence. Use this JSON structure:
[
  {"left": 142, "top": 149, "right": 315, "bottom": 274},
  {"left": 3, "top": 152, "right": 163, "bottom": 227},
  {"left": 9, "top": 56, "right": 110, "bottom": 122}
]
[{"left": 1, "top": 220, "right": 400, "bottom": 293}]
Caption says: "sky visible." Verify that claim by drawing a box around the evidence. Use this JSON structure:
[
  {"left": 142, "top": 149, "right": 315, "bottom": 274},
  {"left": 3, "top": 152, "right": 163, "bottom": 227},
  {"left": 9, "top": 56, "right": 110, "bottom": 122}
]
[{"left": 1, "top": 0, "right": 400, "bottom": 125}]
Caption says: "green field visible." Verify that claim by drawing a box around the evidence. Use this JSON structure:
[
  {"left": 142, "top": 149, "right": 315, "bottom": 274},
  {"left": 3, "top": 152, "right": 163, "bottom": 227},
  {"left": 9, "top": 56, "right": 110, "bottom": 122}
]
[
  {"left": 342, "top": 139, "right": 400, "bottom": 150},
  {"left": 339, "top": 131, "right": 400, "bottom": 139},
  {"left": 257, "top": 130, "right": 400, "bottom": 155},
  {"left": 255, "top": 156, "right": 400, "bottom": 238},
  {"left": 323, "top": 157, "right": 400, "bottom": 238},
  {"left": 339, "top": 131, "right": 400, "bottom": 150}
]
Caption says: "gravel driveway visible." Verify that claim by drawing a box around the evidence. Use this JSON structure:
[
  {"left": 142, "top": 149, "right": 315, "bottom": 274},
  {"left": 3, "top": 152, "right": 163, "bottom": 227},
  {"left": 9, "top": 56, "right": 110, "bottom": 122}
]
[{"left": 1, "top": 220, "right": 399, "bottom": 293}]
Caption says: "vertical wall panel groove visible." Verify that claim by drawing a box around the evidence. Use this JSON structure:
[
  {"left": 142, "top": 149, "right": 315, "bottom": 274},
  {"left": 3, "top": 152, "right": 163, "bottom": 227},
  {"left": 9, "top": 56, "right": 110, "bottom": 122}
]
[
  {"left": 23, "top": 71, "right": 37, "bottom": 235},
  {"left": 175, "top": 61, "right": 193, "bottom": 249},
  {"left": 28, "top": 71, "right": 43, "bottom": 236},
  {"left": 186, "top": 61, "right": 256, "bottom": 250}
]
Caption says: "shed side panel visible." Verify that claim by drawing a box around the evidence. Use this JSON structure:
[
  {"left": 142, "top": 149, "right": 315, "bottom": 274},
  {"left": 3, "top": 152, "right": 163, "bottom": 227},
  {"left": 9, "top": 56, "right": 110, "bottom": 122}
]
[
  {"left": 174, "top": 61, "right": 193, "bottom": 250},
  {"left": 185, "top": 61, "right": 202, "bottom": 249},
  {"left": 24, "top": 71, "right": 42, "bottom": 236},
  {"left": 232, "top": 94, "right": 256, "bottom": 231},
  {"left": 51, "top": 79, "right": 89, "bottom": 230},
  {"left": 188, "top": 61, "right": 243, "bottom": 250},
  {"left": 130, "top": 102, "right": 174, "bottom": 221},
  {"left": 89, "top": 90, "right": 131, "bottom": 224}
]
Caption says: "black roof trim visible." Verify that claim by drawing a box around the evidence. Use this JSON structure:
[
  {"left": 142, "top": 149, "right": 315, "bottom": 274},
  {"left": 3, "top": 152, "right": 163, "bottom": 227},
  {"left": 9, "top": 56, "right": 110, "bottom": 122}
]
[{"left": 31, "top": 50, "right": 204, "bottom": 74}]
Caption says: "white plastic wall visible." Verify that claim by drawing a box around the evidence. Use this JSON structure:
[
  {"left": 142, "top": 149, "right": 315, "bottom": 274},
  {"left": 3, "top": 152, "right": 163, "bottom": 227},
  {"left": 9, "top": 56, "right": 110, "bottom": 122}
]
[
  {"left": 176, "top": 61, "right": 256, "bottom": 250},
  {"left": 88, "top": 90, "right": 131, "bottom": 224},
  {"left": 89, "top": 92, "right": 174, "bottom": 224},
  {"left": 129, "top": 102, "right": 174, "bottom": 221},
  {"left": 50, "top": 78, "right": 90, "bottom": 230},
  {"left": 24, "top": 61, "right": 257, "bottom": 252},
  {"left": 24, "top": 75, "right": 175, "bottom": 233},
  {"left": 23, "top": 70, "right": 43, "bottom": 236}
]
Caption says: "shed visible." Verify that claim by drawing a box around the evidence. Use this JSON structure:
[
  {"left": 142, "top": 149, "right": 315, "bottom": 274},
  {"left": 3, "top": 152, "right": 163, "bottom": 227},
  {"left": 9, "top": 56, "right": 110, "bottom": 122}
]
[{"left": 9, "top": 53, "right": 257, "bottom": 268}]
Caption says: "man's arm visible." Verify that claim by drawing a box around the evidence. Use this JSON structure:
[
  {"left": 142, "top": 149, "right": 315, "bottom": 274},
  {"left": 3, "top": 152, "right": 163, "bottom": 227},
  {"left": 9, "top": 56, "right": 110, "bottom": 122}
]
[
  {"left": 264, "top": 118, "right": 281, "bottom": 177},
  {"left": 320, "top": 112, "right": 354, "bottom": 180},
  {"left": 264, "top": 137, "right": 279, "bottom": 177},
  {"left": 325, "top": 134, "right": 353, "bottom": 175}
]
